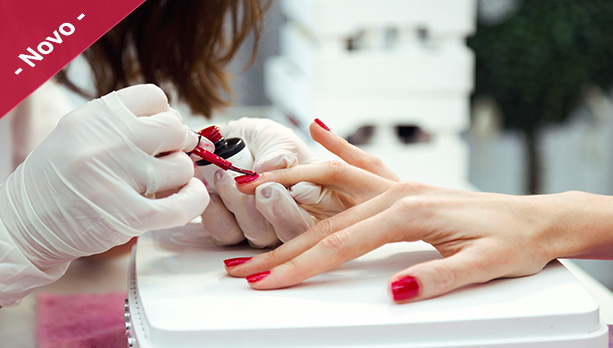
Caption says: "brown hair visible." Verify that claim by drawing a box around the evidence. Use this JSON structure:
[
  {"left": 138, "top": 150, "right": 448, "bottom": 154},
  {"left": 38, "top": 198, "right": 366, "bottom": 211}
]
[{"left": 57, "top": 0, "right": 268, "bottom": 118}]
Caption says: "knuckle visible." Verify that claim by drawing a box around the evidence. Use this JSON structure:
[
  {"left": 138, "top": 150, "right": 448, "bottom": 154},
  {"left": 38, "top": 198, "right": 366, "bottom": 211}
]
[
  {"left": 321, "top": 161, "right": 348, "bottom": 179},
  {"left": 429, "top": 263, "right": 459, "bottom": 292},
  {"left": 355, "top": 153, "right": 383, "bottom": 170},
  {"left": 367, "top": 155, "right": 385, "bottom": 169},
  {"left": 163, "top": 114, "right": 186, "bottom": 134},
  {"left": 393, "top": 181, "right": 426, "bottom": 195},
  {"left": 176, "top": 151, "right": 195, "bottom": 168},
  {"left": 318, "top": 230, "right": 350, "bottom": 254},
  {"left": 260, "top": 247, "right": 282, "bottom": 267},
  {"left": 313, "top": 218, "right": 336, "bottom": 239},
  {"left": 391, "top": 197, "right": 418, "bottom": 214},
  {"left": 282, "top": 258, "right": 298, "bottom": 274},
  {"left": 173, "top": 154, "right": 196, "bottom": 179},
  {"left": 141, "top": 84, "right": 168, "bottom": 105}
]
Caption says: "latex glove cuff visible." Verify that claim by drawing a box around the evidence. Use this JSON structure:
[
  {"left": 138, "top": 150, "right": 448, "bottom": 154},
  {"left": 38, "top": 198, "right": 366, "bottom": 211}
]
[{"left": 0, "top": 220, "right": 69, "bottom": 307}]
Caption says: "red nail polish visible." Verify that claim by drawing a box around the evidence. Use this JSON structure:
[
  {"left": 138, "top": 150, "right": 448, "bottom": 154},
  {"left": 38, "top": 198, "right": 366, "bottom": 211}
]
[
  {"left": 223, "top": 257, "right": 252, "bottom": 268},
  {"left": 391, "top": 276, "right": 420, "bottom": 302},
  {"left": 314, "top": 118, "right": 330, "bottom": 131},
  {"left": 246, "top": 271, "right": 271, "bottom": 283},
  {"left": 235, "top": 174, "right": 260, "bottom": 185}
]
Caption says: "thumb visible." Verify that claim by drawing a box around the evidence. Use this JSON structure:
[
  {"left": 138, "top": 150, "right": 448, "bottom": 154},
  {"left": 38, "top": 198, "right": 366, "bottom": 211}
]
[
  {"left": 389, "top": 252, "right": 489, "bottom": 303},
  {"left": 254, "top": 153, "right": 298, "bottom": 173}
]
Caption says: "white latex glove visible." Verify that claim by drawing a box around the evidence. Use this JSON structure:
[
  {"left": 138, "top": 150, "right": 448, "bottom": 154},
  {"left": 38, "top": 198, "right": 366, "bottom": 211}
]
[
  {"left": 0, "top": 84, "right": 212, "bottom": 306},
  {"left": 201, "top": 118, "right": 320, "bottom": 248}
]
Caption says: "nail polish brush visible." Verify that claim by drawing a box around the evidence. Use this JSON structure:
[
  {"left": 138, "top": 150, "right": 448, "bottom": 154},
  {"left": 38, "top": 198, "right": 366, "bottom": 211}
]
[{"left": 190, "top": 146, "right": 257, "bottom": 176}]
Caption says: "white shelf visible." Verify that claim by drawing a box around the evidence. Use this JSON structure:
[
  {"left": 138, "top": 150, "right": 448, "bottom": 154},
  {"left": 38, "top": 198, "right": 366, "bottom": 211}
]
[{"left": 280, "top": 0, "right": 476, "bottom": 38}]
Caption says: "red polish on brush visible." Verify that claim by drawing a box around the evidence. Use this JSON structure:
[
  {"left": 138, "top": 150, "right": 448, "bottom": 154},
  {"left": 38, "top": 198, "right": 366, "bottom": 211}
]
[{"left": 190, "top": 146, "right": 257, "bottom": 176}]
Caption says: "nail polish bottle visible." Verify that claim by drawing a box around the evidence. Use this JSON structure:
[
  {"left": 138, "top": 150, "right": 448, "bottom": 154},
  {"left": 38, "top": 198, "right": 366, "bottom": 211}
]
[{"left": 195, "top": 125, "right": 254, "bottom": 192}]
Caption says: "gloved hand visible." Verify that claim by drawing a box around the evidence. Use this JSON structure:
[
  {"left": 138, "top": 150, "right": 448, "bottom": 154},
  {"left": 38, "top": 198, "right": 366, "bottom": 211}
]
[
  {"left": 200, "top": 118, "right": 321, "bottom": 248},
  {"left": 0, "top": 84, "right": 212, "bottom": 306}
]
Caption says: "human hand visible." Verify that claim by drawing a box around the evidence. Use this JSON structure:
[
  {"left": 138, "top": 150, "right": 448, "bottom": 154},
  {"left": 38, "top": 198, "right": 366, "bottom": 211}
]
[
  {"left": 201, "top": 118, "right": 401, "bottom": 248},
  {"left": 224, "top": 121, "right": 595, "bottom": 303},
  {"left": 0, "top": 84, "right": 211, "bottom": 269},
  {"left": 200, "top": 118, "right": 319, "bottom": 247}
]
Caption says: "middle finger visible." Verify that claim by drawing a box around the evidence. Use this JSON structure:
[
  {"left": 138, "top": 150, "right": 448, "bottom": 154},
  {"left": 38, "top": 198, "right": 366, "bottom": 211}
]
[
  {"left": 246, "top": 205, "right": 404, "bottom": 289},
  {"left": 225, "top": 186, "right": 401, "bottom": 277}
]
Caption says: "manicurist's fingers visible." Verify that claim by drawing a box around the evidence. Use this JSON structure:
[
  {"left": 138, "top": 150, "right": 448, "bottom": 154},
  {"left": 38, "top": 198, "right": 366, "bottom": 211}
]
[
  {"left": 115, "top": 84, "right": 170, "bottom": 116},
  {"left": 235, "top": 161, "right": 394, "bottom": 204},
  {"left": 140, "top": 177, "right": 209, "bottom": 231},
  {"left": 145, "top": 151, "right": 195, "bottom": 194},
  {"left": 254, "top": 182, "right": 315, "bottom": 242},
  {"left": 130, "top": 111, "right": 197, "bottom": 156},
  {"left": 215, "top": 170, "right": 278, "bottom": 248},
  {"left": 201, "top": 193, "right": 246, "bottom": 246},
  {"left": 310, "top": 120, "right": 400, "bottom": 181}
]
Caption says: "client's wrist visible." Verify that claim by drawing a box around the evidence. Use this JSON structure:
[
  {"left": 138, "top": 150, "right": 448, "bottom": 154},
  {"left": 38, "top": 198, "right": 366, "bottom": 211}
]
[{"left": 541, "top": 191, "right": 613, "bottom": 260}]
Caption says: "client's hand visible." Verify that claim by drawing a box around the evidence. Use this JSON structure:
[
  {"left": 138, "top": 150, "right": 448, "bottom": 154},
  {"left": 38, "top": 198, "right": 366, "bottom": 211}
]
[{"left": 224, "top": 120, "right": 612, "bottom": 303}]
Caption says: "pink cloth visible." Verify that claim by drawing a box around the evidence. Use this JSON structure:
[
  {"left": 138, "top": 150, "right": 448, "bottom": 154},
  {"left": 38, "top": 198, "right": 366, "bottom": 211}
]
[
  {"left": 36, "top": 292, "right": 613, "bottom": 347},
  {"left": 37, "top": 292, "right": 128, "bottom": 348}
]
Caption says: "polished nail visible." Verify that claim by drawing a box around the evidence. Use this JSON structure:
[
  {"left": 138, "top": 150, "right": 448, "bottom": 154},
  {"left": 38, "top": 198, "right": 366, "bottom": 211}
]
[
  {"left": 234, "top": 174, "right": 260, "bottom": 185},
  {"left": 246, "top": 271, "right": 271, "bottom": 283},
  {"left": 391, "top": 276, "right": 420, "bottom": 302},
  {"left": 314, "top": 118, "right": 330, "bottom": 131},
  {"left": 223, "top": 257, "right": 252, "bottom": 268}
]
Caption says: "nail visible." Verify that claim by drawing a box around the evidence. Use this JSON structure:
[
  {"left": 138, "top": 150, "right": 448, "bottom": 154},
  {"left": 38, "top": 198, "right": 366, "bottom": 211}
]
[
  {"left": 314, "top": 118, "right": 330, "bottom": 131},
  {"left": 223, "top": 257, "right": 252, "bottom": 268},
  {"left": 391, "top": 276, "right": 420, "bottom": 302},
  {"left": 246, "top": 271, "right": 271, "bottom": 283},
  {"left": 235, "top": 174, "right": 260, "bottom": 185}
]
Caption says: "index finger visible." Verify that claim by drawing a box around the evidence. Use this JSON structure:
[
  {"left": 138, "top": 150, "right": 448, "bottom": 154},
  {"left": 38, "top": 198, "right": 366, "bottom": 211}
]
[
  {"left": 236, "top": 161, "right": 394, "bottom": 204},
  {"left": 130, "top": 111, "right": 203, "bottom": 155},
  {"left": 225, "top": 186, "right": 400, "bottom": 278},
  {"left": 310, "top": 121, "right": 400, "bottom": 181},
  {"left": 244, "top": 205, "right": 404, "bottom": 290}
]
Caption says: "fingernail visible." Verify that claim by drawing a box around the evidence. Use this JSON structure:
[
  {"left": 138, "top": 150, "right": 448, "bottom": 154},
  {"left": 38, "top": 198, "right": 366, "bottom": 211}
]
[
  {"left": 391, "top": 276, "right": 420, "bottom": 302},
  {"left": 214, "top": 169, "right": 224, "bottom": 183},
  {"left": 260, "top": 185, "right": 273, "bottom": 199},
  {"left": 314, "top": 118, "right": 330, "bottom": 131},
  {"left": 223, "top": 257, "right": 252, "bottom": 268},
  {"left": 246, "top": 271, "right": 271, "bottom": 283},
  {"left": 235, "top": 174, "right": 260, "bottom": 185}
]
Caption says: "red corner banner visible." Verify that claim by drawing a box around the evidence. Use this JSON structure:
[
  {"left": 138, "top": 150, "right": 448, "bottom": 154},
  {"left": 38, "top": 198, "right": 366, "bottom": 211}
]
[{"left": 0, "top": 0, "right": 146, "bottom": 118}]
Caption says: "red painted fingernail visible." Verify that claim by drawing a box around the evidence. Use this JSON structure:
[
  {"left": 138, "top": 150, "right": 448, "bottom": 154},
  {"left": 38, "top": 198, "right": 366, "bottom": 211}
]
[
  {"left": 223, "top": 257, "right": 252, "bottom": 268},
  {"left": 235, "top": 174, "right": 260, "bottom": 185},
  {"left": 391, "top": 276, "right": 420, "bottom": 302},
  {"left": 246, "top": 271, "right": 271, "bottom": 283},
  {"left": 314, "top": 118, "right": 330, "bottom": 131}
]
